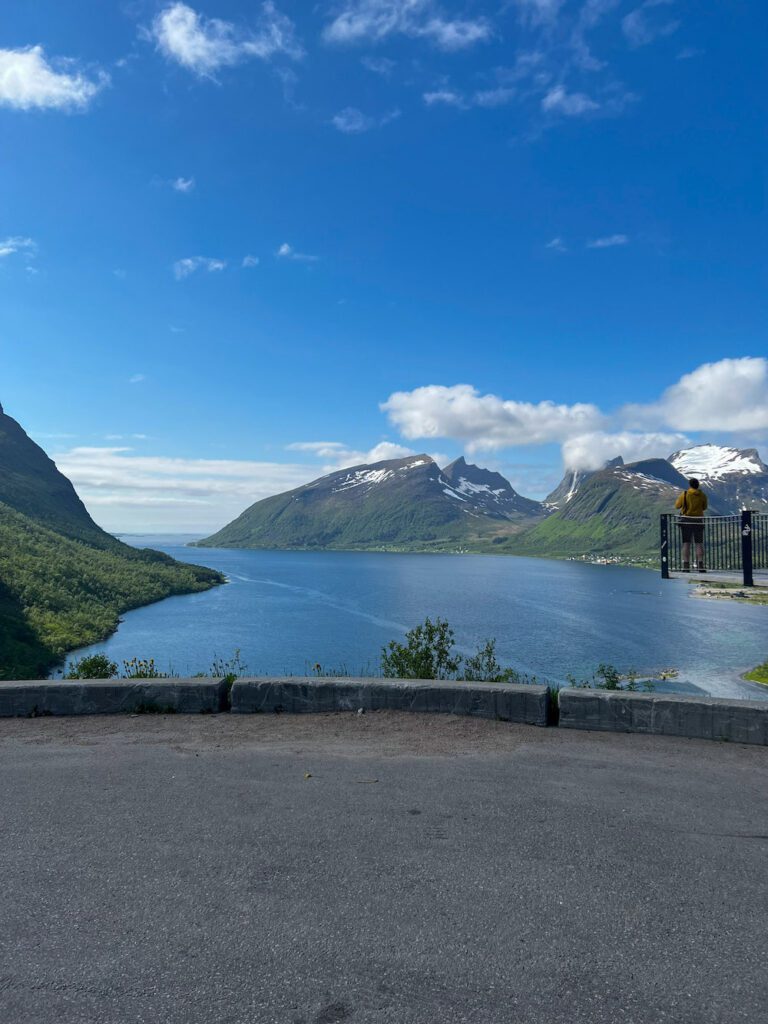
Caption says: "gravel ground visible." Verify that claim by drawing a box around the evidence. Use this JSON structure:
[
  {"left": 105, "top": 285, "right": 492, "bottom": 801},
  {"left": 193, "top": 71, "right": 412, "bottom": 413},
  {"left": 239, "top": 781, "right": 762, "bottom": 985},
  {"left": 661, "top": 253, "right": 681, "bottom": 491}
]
[{"left": 1, "top": 711, "right": 767, "bottom": 1024}]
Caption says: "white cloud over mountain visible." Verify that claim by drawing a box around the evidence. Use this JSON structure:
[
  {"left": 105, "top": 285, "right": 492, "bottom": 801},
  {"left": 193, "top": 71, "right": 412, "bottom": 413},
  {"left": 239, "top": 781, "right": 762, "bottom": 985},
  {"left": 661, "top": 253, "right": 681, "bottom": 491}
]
[
  {"left": 0, "top": 46, "right": 107, "bottom": 111},
  {"left": 382, "top": 384, "right": 605, "bottom": 451},
  {"left": 561, "top": 431, "right": 690, "bottom": 472},
  {"left": 53, "top": 438, "right": 446, "bottom": 532},
  {"left": 382, "top": 358, "right": 768, "bottom": 471},
  {"left": 626, "top": 357, "right": 768, "bottom": 433},
  {"left": 287, "top": 439, "right": 446, "bottom": 472},
  {"left": 54, "top": 446, "right": 317, "bottom": 532}
]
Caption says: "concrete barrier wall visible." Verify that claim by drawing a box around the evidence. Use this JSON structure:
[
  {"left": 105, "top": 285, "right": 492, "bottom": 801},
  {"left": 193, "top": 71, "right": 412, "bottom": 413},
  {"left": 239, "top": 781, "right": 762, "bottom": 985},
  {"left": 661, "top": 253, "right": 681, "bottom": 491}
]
[
  {"left": 2, "top": 678, "right": 766, "bottom": 744},
  {"left": 231, "top": 677, "right": 550, "bottom": 725},
  {"left": 559, "top": 688, "right": 768, "bottom": 745},
  {"left": 0, "top": 678, "right": 229, "bottom": 717}
]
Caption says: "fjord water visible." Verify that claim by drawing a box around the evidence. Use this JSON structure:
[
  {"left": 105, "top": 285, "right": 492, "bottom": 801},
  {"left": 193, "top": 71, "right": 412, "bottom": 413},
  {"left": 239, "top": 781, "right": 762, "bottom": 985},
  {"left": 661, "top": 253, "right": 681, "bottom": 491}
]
[{"left": 63, "top": 538, "right": 767, "bottom": 700}]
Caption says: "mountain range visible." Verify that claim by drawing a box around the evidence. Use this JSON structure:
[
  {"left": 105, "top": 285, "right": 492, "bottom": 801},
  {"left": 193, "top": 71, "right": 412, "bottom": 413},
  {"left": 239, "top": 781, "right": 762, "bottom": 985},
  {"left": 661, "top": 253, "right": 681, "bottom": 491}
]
[
  {"left": 197, "top": 454, "right": 546, "bottom": 552},
  {"left": 198, "top": 443, "right": 768, "bottom": 560},
  {"left": 0, "top": 403, "right": 223, "bottom": 678}
]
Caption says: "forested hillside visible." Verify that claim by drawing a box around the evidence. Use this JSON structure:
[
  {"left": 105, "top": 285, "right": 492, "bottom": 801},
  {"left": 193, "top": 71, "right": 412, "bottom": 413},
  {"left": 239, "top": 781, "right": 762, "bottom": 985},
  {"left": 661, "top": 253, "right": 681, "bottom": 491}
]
[{"left": 0, "top": 403, "right": 222, "bottom": 679}]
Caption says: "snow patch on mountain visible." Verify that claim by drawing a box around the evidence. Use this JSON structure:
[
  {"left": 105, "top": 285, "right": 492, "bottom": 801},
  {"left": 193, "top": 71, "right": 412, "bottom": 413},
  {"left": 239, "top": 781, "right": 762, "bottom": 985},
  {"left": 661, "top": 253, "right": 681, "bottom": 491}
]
[
  {"left": 333, "top": 468, "right": 394, "bottom": 492},
  {"left": 443, "top": 486, "right": 468, "bottom": 502},
  {"left": 615, "top": 471, "right": 674, "bottom": 491},
  {"left": 454, "top": 478, "right": 507, "bottom": 499},
  {"left": 669, "top": 445, "right": 766, "bottom": 481}
]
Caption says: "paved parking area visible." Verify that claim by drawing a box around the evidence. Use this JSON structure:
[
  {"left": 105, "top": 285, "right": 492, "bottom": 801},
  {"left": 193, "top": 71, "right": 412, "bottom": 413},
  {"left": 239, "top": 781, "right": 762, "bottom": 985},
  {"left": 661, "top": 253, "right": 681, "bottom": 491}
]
[{"left": 1, "top": 712, "right": 766, "bottom": 1024}]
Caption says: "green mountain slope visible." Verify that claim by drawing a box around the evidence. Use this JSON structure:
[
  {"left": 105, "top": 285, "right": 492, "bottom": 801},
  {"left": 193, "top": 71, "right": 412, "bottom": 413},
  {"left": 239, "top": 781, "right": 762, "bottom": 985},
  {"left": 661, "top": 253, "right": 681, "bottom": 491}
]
[
  {"left": 503, "top": 459, "right": 704, "bottom": 559},
  {"left": 197, "top": 455, "right": 545, "bottom": 551},
  {"left": 0, "top": 403, "right": 223, "bottom": 678}
]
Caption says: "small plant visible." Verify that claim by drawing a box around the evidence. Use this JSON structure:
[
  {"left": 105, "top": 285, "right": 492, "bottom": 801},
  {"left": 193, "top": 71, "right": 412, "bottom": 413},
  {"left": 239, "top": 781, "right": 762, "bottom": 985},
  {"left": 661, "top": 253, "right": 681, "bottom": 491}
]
[
  {"left": 63, "top": 654, "right": 118, "bottom": 679},
  {"left": 547, "top": 684, "right": 561, "bottom": 725},
  {"left": 381, "top": 618, "right": 462, "bottom": 680},
  {"left": 461, "top": 639, "right": 520, "bottom": 683},
  {"left": 595, "top": 663, "right": 622, "bottom": 690},
  {"left": 122, "top": 657, "right": 165, "bottom": 679},
  {"left": 309, "top": 663, "right": 352, "bottom": 678},
  {"left": 209, "top": 649, "right": 248, "bottom": 686}
]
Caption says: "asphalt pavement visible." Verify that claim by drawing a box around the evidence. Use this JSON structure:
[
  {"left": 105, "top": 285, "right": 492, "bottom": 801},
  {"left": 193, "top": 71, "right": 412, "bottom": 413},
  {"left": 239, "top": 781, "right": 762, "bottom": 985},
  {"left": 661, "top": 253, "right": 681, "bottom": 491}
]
[{"left": 1, "top": 711, "right": 766, "bottom": 1024}]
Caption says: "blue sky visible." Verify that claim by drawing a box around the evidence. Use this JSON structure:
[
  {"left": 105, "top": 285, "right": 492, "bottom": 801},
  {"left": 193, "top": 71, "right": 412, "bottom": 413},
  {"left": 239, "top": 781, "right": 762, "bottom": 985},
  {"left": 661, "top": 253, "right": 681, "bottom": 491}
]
[{"left": 1, "top": 0, "right": 767, "bottom": 530}]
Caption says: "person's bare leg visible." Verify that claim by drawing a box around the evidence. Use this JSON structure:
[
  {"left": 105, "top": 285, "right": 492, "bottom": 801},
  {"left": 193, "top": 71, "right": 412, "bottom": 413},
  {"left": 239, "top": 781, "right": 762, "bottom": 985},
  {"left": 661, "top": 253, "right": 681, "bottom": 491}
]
[
  {"left": 682, "top": 541, "right": 691, "bottom": 569},
  {"left": 695, "top": 542, "right": 704, "bottom": 569}
]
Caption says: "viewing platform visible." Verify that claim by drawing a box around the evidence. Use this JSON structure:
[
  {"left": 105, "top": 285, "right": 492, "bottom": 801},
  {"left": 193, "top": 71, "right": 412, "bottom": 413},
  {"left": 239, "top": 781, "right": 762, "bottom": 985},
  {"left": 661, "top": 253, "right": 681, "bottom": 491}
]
[{"left": 660, "top": 509, "right": 768, "bottom": 586}]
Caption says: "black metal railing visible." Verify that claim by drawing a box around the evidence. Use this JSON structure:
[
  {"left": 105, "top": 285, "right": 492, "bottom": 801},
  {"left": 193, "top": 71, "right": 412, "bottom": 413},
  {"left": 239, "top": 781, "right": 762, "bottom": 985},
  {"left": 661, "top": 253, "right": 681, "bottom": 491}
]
[
  {"left": 660, "top": 510, "right": 766, "bottom": 585},
  {"left": 753, "top": 511, "right": 768, "bottom": 572}
]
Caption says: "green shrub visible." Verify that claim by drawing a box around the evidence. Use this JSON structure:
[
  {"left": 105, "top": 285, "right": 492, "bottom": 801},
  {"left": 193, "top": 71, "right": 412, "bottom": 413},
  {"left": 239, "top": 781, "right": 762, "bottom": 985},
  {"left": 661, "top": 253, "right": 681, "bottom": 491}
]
[
  {"left": 595, "top": 663, "right": 622, "bottom": 690},
  {"left": 381, "top": 619, "right": 531, "bottom": 683},
  {"left": 381, "top": 617, "right": 462, "bottom": 680},
  {"left": 461, "top": 639, "right": 521, "bottom": 683},
  {"left": 63, "top": 653, "right": 118, "bottom": 679}
]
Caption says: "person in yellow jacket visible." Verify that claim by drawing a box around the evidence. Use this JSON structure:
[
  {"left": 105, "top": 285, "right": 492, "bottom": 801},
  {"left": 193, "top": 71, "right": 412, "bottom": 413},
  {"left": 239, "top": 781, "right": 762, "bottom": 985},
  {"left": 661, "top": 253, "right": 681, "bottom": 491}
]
[{"left": 674, "top": 477, "right": 708, "bottom": 572}]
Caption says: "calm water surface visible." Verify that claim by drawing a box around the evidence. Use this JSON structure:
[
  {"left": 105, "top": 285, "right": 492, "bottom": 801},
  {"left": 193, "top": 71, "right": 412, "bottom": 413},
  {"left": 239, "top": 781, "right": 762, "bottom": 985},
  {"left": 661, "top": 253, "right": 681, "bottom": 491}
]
[{"left": 63, "top": 538, "right": 768, "bottom": 701}]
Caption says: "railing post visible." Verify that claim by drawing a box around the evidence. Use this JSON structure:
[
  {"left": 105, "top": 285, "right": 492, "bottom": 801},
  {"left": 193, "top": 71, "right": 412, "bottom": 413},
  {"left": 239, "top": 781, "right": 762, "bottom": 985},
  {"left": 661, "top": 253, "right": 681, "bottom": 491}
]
[
  {"left": 660, "top": 514, "right": 670, "bottom": 579},
  {"left": 741, "top": 510, "right": 754, "bottom": 587}
]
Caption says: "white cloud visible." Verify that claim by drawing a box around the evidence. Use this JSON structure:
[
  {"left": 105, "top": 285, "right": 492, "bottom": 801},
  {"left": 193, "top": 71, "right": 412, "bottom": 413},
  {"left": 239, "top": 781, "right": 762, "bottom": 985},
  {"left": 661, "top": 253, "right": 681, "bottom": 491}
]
[
  {"left": 622, "top": 0, "right": 679, "bottom": 47},
  {"left": 361, "top": 55, "right": 396, "bottom": 75},
  {"left": 151, "top": 2, "right": 302, "bottom": 77},
  {"left": 128, "top": 374, "right": 146, "bottom": 384},
  {"left": 172, "top": 176, "right": 195, "bottom": 192},
  {"left": 630, "top": 357, "right": 768, "bottom": 433},
  {"left": 542, "top": 85, "right": 599, "bottom": 116},
  {"left": 276, "top": 242, "right": 318, "bottom": 262},
  {"left": 380, "top": 359, "right": 768, "bottom": 476},
  {"left": 173, "top": 256, "right": 227, "bottom": 279},
  {"left": 423, "top": 85, "right": 515, "bottom": 111},
  {"left": 332, "top": 106, "right": 374, "bottom": 133},
  {"left": 512, "top": 0, "right": 565, "bottom": 26},
  {"left": 561, "top": 431, "right": 690, "bottom": 471},
  {"left": 53, "top": 445, "right": 318, "bottom": 532},
  {"left": 0, "top": 236, "right": 36, "bottom": 259},
  {"left": 545, "top": 236, "right": 567, "bottom": 252},
  {"left": 382, "top": 384, "right": 605, "bottom": 452},
  {"left": 587, "top": 233, "right": 628, "bottom": 248},
  {"left": 0, "top": 46, "right": 108, "bottom": 112},
  {"left": 242, "top": 254, "right": 260, "bottom": 268},
  {"left": 472, "top": 87, "right": 516, "bottom": 108},
  {"left": 323, "top": 0, "right": 491, "bottom": 52},
  {"left": 287, "top": 439, "right": 447, "bottom": 472},
  {"left": 423, "top": 89, "right": 466, "bottom": 108},
  {"left": 423, "top": 16, "right": 491, "bottom": 51},
  {"left": 331, "top": 106, "right": 400, "bottom": 134}
]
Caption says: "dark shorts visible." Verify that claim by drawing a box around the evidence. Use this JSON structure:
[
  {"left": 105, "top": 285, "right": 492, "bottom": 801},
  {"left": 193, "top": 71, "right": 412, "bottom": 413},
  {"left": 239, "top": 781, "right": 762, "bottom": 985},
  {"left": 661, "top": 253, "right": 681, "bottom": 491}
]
[{"left": 679, "top": 519, "right": 705, "bottom": 543}]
